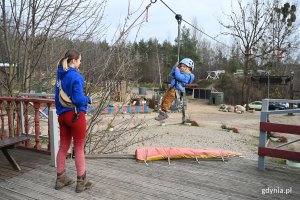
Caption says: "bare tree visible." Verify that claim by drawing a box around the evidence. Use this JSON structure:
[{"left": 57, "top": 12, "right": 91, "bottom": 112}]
[
  {"left": 220, "top": 0, "right": 271, "bottom": 104},
  {"left": 264, "top": 1, "right": 299, "bottom": 74},
  {"left": 0, "top": 0, "right": 107, "bottom": 95},
  {"left": 84, "top": 0, "right": 159, "bottom": 154}
]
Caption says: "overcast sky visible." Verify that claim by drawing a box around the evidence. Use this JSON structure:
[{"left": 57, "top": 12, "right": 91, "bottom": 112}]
[{"left": 104, "top": 0, "right": 238, "bottom": 45}]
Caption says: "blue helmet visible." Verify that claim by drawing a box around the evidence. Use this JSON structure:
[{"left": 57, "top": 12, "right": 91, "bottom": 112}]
[{"left": 180, "top": 58, "right": 194, "bottom": 71}]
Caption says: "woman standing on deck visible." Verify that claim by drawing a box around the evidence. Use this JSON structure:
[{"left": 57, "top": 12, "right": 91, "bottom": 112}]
[{"left": 54, "top": 50, "right": 92, "bottom": 193}]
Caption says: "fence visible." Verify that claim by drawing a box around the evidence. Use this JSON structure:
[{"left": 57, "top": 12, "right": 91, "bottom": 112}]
[
  {"left": 0, "top": 97, "right": 55, "bottom": 153},
  {"left": 258, "top": 99, "right": 300, "bottom": 171}
]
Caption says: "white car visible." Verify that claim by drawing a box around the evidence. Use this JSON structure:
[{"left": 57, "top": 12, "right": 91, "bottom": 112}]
[{"left": 244, "top": 101, "right": 262, "bottom": 111}]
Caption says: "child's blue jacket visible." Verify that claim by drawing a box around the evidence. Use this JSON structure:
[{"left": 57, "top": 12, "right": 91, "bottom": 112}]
[{"left": 170, "top": 66, "right": 195, "bottom": 93}]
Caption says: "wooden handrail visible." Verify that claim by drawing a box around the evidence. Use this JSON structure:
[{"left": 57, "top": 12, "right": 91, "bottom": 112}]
[{"left": 0, "top": 97, "right": 55, "bottom": 153}]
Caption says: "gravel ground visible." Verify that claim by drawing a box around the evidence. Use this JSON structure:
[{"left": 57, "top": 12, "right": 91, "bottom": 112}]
[
  {"left": 122, "top": 125, "right": 259, "bottom": 160},
  {"left": 98, "top": 98, "right": 300, "bottom": 161},
  {"left": 117, "top": 99, "right": 260, "bottom": 160}
]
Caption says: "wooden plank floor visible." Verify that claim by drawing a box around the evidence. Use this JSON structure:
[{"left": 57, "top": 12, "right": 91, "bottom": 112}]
[{"left": 0, "top": 149, "right": 299, "bottom": 200}]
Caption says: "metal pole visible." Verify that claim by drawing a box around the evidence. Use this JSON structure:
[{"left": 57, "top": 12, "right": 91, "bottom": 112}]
[
  {"left": 267, "top": 71, "right": 270, "bottom": 99},
  {"left": 175, "top": 14, "right": 182, "bottom": 62},
  {"left": 175, "top": 14, "right": 185, "bottom": 123},
  {"left": 156, "top": 42, "right": 162, "bottom": 89}
]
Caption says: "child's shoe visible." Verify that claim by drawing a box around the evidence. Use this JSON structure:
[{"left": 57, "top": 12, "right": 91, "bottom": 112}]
[{"left": 155, "top": 110, "right": 168, "bottom": 121}]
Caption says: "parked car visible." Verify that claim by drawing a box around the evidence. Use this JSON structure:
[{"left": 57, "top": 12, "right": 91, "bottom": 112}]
[
  {"left": 279, "top": 102, "right": 289, "bottom": 109},
  {"left": 268, "top": 103, "right": 286, "bottom": 110},
  {"left": 244, "top": 101, "right": 262, "bottom": 111},
  {"left": 287, "top": 103, "right": 299, "bottom": 109}
]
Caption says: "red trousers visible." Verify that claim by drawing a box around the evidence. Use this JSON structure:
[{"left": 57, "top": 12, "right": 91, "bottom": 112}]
[{"left": 57, "top": 111, "right": 86, "bottom": 176}]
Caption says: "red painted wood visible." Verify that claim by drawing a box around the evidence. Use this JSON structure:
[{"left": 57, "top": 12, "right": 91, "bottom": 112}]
[
  {"left": 0, "top": 114, "right": 4, "bottom": 141},
  {"left": 16, "top": 102, "right": 20, "bottom": 136},
  {"left": 0, "top": 97, "right": 54, "bottom": 104},
  {"left": 24, "top": 102, "right": 31, "bottom": 148},
  {"left": 0, "top": 101, "right": 4, "bottom": 141},
  {"left": 6, "top": 101, "right": 13, "bottom": 138},
  {"left": 47, "top": 103, "right": 51, "bottom": 151},
  {"left": 0, "top": 97, "right": 55, "bottom": 153},
  {"left": 33, "top": 102, "right": 41, "bottom": 149},
  {"left": 258, "top": 147, "right": 300, "bottom": 162},
  {"left": 260, "top": 122, "right": 300, "bottom": 135}
]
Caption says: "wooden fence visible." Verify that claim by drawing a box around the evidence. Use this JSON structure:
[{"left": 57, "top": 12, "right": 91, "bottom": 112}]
[
  {"left": 0, "top": 97, "right": 55, "bottom": 154},
  {"left": 258, "top": 99, "right": 300, "bottom": 171}
]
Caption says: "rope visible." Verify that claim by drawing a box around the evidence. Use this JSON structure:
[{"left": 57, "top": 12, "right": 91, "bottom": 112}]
[
  {"left": 158, "top": 0, "right": 230, "bottom": 48},
  {"left": 182, "top": 19, "right": 230, "bottom": 47},
  {"left": 112, "top": 1, "right": 156, "bottom": 46},
  {"left": 159, "top": 0, "right": 177, "bottom": 15}
]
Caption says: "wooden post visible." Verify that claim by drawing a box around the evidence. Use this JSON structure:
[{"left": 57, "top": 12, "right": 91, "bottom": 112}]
[
  {"left": 49, "top": 109, "right": 59, "bottom": 167},
  {"left": 15, "top": 102, "right": 20, "bottom": 136},
  {"left": 33, "top": 102, "right": 41, "bottom": 149},
  {"left": 258, "top": 99, "right": 269, "bottom": 171},
  {"left": 47, "top": 103, "right": 51, "bottom": 151},
  {"left": 6, "top": 101, "right": 13, "bottom": 138},
  {"left": 20, "top": 102, "right": 25, "bottom": 134},
  {"left": 24, "top": 102, "right": 31, "bottom": 147},
  {"left": 0, "top": 101, "right": 4, "bottom": 140}
]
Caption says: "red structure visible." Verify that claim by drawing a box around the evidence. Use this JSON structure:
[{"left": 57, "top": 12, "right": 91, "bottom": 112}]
[
  {"left": 258, "top": 99, "right": 300, "bottom": 171},
  {"left": 0, "top": 97, "right": 55, "bottom": 153},
  {"left": 258, "top": 122, "right": 300, "bottom": 161}
]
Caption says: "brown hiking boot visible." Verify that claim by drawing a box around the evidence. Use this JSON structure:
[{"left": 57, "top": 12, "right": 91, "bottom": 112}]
[
  {"left": 76, "top": 172, "right": 92, "bottom": 193},
  {"left": 55, "top": 170, "right": 75, "bottom": 190}
]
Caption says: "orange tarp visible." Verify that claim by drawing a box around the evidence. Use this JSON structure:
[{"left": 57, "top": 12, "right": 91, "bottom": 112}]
[{"left": 135, "top": 147, "right": 242, "bottom": 161}]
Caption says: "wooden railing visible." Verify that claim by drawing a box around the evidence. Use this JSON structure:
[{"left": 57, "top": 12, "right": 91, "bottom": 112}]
[
  {"left": 0, "top": 97, "right": 55, "bottom": 154},
  {"left": 258, "top": 99, "right": 300, "bottom": 171}
]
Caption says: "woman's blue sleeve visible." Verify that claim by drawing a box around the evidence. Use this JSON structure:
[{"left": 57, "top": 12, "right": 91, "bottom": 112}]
[{"left": 71, "top": 76, "right": 90, "bottom": 106}]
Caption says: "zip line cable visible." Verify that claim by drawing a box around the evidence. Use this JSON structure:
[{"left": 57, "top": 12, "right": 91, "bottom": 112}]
[
  {"left": 112, "top": 1, "right": 154, "bottom": 46},
  {"left": 158, "top": 0, "right": 230, "bottom": 48}
]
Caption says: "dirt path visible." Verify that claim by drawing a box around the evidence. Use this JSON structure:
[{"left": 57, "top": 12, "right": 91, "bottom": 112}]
[
  {"left": 118, "top": 99, "right": 261, "bottom": 159},
  {"left": 99, "top": 98, "right": 300, "bottom": 161}
]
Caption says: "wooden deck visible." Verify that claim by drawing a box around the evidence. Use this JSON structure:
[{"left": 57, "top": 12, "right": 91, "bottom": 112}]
[{"left": 0, "top": 149, "right": 299, "bottom": 200}]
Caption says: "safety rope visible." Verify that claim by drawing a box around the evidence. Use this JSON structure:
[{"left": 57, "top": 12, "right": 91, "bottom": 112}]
[
  {"left": 175, "top": 14, "right": 182, "bottom": 62},
  {"left": 112, "top": 1, "right": 156, "bottom": 46},
  {"left": 158, "top": 0, "right": 230, "bottom": 48},
  {"left": 174, "top": 13, "right": 186, "bottom": 124}
]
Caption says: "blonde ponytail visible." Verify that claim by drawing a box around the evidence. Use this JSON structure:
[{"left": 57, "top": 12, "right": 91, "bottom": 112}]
[
  {"left": 57, "top": 50, "right": 80, "bottom": 71},
  {"left": 62, "top": 58, "right": 69, "bottom": 71}
]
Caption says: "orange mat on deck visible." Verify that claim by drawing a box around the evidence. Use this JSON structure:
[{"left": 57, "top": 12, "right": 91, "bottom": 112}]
[{"left": 135, "top": 147, "right": 242, "bottom": 161}]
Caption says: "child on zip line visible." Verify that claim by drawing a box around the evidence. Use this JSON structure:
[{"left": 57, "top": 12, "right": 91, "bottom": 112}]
[{"left": 155, "top": 58, "right": 195, "bottom": 121}]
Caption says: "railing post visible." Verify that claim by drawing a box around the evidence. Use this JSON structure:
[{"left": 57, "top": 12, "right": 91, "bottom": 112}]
[
  {"left": 47, "top": 103, "right": 51, "bottom": 151},
  {"left": 24, "top": 102, "right": 31, "bottom": 147},
  {"left": 49, "top": 109, "right": 59, "bottom": 167},
  {"left": 15, "top": 102, "right": 20, "bottom": 136},
  {"left": 0, "top": 101, "right": 4, "bottom": 140},
  {"left": 33, "top": 102, "right": 41, "bottom": 149},
  {"left": 6, "top": 101, "right": 13, "bottom": 138},
  {"left": 20, "top": 102, "right": 25, "bottom": 134},
  {"left": 258, "top": 99, "right": 269, "bottom": 171}
]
